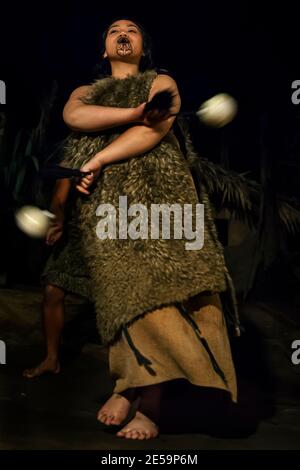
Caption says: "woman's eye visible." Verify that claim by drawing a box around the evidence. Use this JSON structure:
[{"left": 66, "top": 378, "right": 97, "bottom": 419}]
[
  {"left": 128, "top": 29, "right": 137, "bottom": 33},
  {"left": 109, "top": 29, "right": 118, "bottom": 34}
]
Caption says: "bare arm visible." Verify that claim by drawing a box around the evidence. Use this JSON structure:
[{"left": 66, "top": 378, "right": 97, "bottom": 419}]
[
  {"left": 45, "top": 178, "right": 72, "bottom": 245},
  {"left": 63, "top": 86, "right": 144, "bottom": 132},
  {"left": 77, "top": 75, "right": 181, "bottom": 194},
  {"left": 50, "top": 179, "right": 72, "bottom": 218}
]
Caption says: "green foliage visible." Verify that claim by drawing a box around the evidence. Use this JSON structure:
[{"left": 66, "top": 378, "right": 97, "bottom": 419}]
[
  {"left": 177, "top": 115, "right": 300, "bottom": 236},
  {"left": 4, "top": 128, "right": 39, "bottom": 203},
  {"left": 3, "top": 81, "right": 57, "bottom": 205}
]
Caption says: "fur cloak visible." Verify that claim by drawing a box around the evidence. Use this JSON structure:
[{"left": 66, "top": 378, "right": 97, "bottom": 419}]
[{"left": 51, "top": 69, "right": 240, "bottom": 344}]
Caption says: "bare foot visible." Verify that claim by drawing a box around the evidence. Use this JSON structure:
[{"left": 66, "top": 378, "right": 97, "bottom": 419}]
[
  {"left": 97, "top": 393, "right": 132, "bottom": 426},
  {"left": 116, "top": 411, "right": 159, "bottom": 440},
  {"left": 23, "top": 358, "right": 60, "bottom": 379}
]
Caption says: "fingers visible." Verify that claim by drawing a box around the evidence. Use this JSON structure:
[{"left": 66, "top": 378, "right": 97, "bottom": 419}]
[
  {"left": 81, "top": 176, "right": 93, "bottom": 188},
  {"left": 75, "top": 184, "right": 90, "bottom": 195},
  {"left": 75, "top": 172, "right": 94, "bottom": 194},
  {"left": 46, "top": 232, "right": 62, "bottom": 246},
  {"left": 82, "top": 174, "right": 94, "bottom": 184},
  {"left": 46, "top": 237, "right": 55, "bottom": 246},
  {"left": 45, "top": 225, "right": 62, "bottom": 245},
  {"left": 75, "top": 166, "right": 100, "bottom": 194},
  {"left": 76, "top": 174, "right": 94, "bottom": 190}
]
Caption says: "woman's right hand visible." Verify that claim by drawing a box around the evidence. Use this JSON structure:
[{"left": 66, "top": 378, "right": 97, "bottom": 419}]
[{"left": 132, "top": 102, "right": 170, "bottom": 127}]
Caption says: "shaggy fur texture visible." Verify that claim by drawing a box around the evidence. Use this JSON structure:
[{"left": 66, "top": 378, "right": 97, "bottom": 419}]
[{"left": 56, "top": 69, "right": 239, "bottom": 344}]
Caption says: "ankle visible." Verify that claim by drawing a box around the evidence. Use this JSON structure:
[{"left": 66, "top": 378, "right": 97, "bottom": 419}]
[
  {"left": 45, "top": 355, "right": 59, "bottom": 363},
  {"left": 119, "top": 388, "right": 139, "bottom": 403}
]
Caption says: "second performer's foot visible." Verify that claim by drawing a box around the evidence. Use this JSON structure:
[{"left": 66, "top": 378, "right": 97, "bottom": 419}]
[
  {"left": 23, "top": 358, "right": 60, "bottom": 379},
  {"left": 97, "top": 393, "right": 131, "bottom": 426}
]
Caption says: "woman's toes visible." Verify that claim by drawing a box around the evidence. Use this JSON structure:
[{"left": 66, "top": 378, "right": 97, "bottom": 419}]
[
  {"left": 104, "top": 415, "right": 112, "bottom": 425},
  {"left": 119, "top": 427, "right": 131, "bottom": 438},
  {"left": 110, "top": 416, "right": 120, "bottom": 426},
  {"left": 97, "top": 410, "right": 105, "bottom": 421},
  {"left": 107, "top": 416, "right": 113, "bottom": 425},
  {"left": 100, "top": 414, "right": 108, "bottom": 424},
  {"left": 107, "top": 415, "right": 115, "bottom": 425},
  {"left": 132, "top": 430, "right": 140, "bottom": 440}
]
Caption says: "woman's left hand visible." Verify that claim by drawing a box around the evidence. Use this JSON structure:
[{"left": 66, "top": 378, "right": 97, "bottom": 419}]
[{"left": 76, "top": 162, "right": 102, "bottom": 195}]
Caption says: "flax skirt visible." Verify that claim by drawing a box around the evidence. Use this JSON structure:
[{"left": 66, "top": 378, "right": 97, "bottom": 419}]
[{"left": 109, "top": 291, "right": 237, "bottom": 403}]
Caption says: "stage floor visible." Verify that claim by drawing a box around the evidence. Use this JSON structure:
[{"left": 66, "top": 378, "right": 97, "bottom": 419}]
[{"left": 1, "top": 287, "right": 300, "bottom": 450}]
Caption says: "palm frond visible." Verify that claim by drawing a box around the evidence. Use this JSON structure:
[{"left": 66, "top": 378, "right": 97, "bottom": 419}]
[
  {"left": 4, "top": 81, "right": 58, "bottom": 205},
  {"left": 176, "top": 115, "right": 300, "bottom": 235},
  {"left": 277, "top": 198, "right": 300, "bottom": 235}
]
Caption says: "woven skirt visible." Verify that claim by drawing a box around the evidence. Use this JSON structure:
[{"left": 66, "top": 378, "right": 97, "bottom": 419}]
[{"left": 109, "top": 291, "right": 237, "bottom": 403}]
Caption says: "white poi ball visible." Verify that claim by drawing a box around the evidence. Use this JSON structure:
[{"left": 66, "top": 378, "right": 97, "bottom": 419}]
[
  {"left": 196, "top": 93, "right": 238, "bottom": 128},
  {"left": 15, "top": 206, "right": 55, "bottom": 238}
]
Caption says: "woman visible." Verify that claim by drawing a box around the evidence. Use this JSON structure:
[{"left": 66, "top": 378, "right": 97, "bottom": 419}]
[{"left": 33, "top": 17, "right": 240, "bottom": 439}]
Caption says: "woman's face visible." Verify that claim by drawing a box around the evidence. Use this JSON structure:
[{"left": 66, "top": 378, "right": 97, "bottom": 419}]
[{"left": 103, "top": 19, "right": 144, "bottom": 63}]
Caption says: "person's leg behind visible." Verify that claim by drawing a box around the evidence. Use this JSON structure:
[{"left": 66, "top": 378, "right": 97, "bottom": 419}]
[{"left": 23, "top": 284, "right": 65, "bottom": 378}]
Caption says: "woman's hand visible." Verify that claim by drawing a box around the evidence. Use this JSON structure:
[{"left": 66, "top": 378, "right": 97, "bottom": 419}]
[
  {"left": 45, "top": 222, "right": 63, "bottom": 246},
  {"left": 45, "top": 204, "right": 65, "bottom": 246},
  {"left": 75, "top": 161, "right": 103, "bottom": 195},
  {"left": 132, "top": 102, "right": 171, "bottom": 127}
]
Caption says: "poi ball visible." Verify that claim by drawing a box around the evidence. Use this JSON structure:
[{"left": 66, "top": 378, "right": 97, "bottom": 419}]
[
  {"left": 197, "top": 93, "right": 238, "bottom": 128},
  {"left": 15, "top": 205, "right": 55, "bottom": 238}
]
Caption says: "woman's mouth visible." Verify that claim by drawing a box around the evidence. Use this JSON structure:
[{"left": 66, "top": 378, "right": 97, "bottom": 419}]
[{"left": 116, "top": 36, "right": 132, "bottom": 56}]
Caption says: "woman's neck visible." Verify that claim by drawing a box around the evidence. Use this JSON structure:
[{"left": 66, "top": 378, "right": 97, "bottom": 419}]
[{"left": 110, "top": 61, "right": 140, "bottom": 79}]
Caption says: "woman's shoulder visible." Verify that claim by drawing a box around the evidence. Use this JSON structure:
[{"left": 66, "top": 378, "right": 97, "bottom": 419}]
[{"left": 150, "top": 68, "right": 179, "bottom": 92}]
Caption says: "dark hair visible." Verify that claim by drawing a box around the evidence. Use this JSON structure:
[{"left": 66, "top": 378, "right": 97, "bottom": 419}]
[{"left": 96, "top": 17, "right": 154, "bottom": 76}]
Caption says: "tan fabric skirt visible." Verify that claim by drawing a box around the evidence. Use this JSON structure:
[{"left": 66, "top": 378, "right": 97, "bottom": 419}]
[{"left": 109, "top": 292, "right": 237, "bottom": 403}]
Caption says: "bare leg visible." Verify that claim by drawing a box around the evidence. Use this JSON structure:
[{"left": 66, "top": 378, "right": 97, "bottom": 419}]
[
  {"left": 23, "top": 284, "right": 65, "bottom": 378},
  {"left": 117, "top": 384, "right": 163, "bottom": 440}
]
